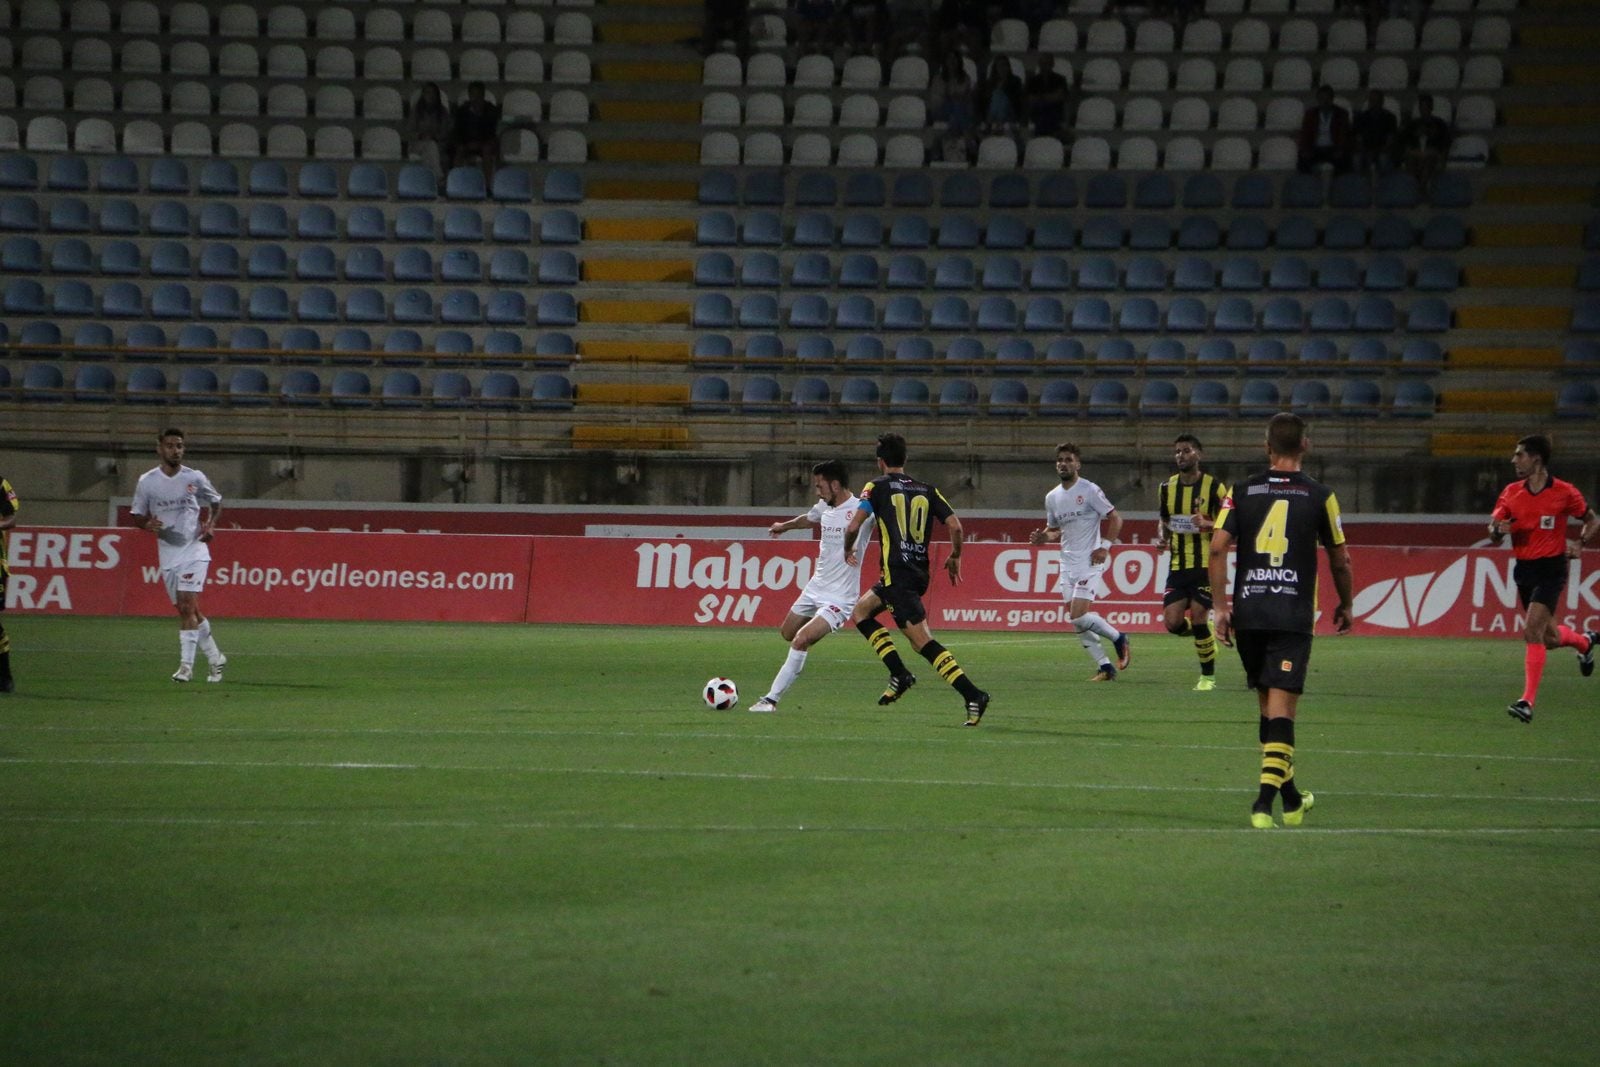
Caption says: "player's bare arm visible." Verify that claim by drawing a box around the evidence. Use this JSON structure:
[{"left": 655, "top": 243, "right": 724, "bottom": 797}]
[
  {"left": 1091, "top": 511, "right": 1123, "bottom": 566},
  {"left": 844, "top": 506, "right": 869, "bottom": 567},
  {"left": 1568, "top": 508, "right": 1600, "bottom": 558},
  {"left": 1328, "top": 542, "right": 1355, "bottom": 634},
  {"left": 200, "top": 502, "right": 220, "bottom": 544},
  {"left": 0, "top": 511, "right": 15, "bottom": 532},
  {"left": 134, "top": 512, "right": 165, "bottom": 533},
  {"left": 1028, "top": 525, "right": 1059, "bottom": 546},
  {"left": 945, "top": 516, "right": 965, "bottom": 585},
  {"left": 769, "top": 514, "right": 816, "bottom": 537},
  {"left": 1208, "top": 526, "right": 1235, "bottom": 646}
]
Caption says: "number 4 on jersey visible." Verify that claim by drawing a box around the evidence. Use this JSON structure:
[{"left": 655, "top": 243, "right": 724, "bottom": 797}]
[{"left": 1254, "top": 499, "right": 1290, "bottom": 567}]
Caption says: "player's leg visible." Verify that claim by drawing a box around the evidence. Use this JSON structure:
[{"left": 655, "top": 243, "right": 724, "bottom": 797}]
[
  {"left": 899, "top": 617, "right": 989, "bottom": 724},
  {"left": 0, "top": 602, "right": 11, "bottom": 692},
  {"left": 1069, "top": 571, "right": 1130, "bottom": 673},
  {"left": 853, "top": 587, "right": 915, "bottom": 700},
  {"left": 1541, "top": 609, "right": 1595, "bottom": 674},
  {"left": 172, "top": 588, "right": 202, "bottom": 682},
  {"left": 1188, "top": 578, "right": 1219, "bottom": 687},
  {"left": 1250, "top": 633, "right": 1312, "bottom": 827},
  {"left": 753, "top": 606, "right": 835, "bottom": 711},
  {"left": 1511, "top": 600, "right": 1558, "bottom": 722}
]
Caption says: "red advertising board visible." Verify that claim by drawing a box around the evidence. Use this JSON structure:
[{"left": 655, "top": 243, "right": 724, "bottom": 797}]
[{"left": 12, "top": 529, "right": 1598, "bottom": 638}]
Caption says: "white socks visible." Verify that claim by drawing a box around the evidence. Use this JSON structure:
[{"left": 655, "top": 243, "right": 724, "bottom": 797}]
[
  {"left": 766, "top": 648, "right": 808, "bottom": 701},
  {"left": 197, "top": 618, "right": 222, "bottom": 662},
  {"left": 1074, "top": 611, "right": 1122, "bottom": 643},
  {"left": 1078, "top": 629, "right": 1110, "bottom": 668},
  {"left": 179, "top": 629, "right": 199, "bottom": 667}
]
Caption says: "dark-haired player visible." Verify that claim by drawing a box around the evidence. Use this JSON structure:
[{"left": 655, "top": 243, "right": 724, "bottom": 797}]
[
  {"left": 1211, "top": 413, "right": 1354, "bottom": 829},
  {"left": 844, "top": 434, "right": 991, "bottom": 726},
  {"left": 1488, "top": 434, "right": 1600, "bottom": 723},
  {"left": 0, "top": 471, "right": 17, "bottom": 692},
  {"left": 1158, "top": 434, "right": 1229, "bottom": 691}
]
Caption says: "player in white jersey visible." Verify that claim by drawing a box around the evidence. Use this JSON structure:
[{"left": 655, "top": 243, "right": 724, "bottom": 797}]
[
  {"left": 1029, "top": 442, "right": 1131, "bottom": 681},
  {"left": 749, "top": 460, "right": 872, "bottom": 712},
  {"left": 130, "top": 428, "right": 227, "bottom": 683}
]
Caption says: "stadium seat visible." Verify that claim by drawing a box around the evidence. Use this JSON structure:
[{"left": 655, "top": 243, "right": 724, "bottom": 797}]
[
  {"left": 1039, "top": 380, "right": 1081, "bottom": 416},
  {"left": 1391, "top": 380, "right": 1436, "bottom": 418}
]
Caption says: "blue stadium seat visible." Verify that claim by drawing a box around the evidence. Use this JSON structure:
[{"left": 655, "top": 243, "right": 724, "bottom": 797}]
[
  {"left": 1134, "top": 174, "right": 1177, "bottom": 210},
  {"left": 1037, "top": 173, "right": 1077, "bottom": 209},
  {"left": 196, "top": 203, "right": 240, "bottom": 239},
  {"left": 1092, "top": 339, "right": 1138, "bottom": 375},
  {"left": 1346, "top": 338, "right": 1390, "bottom": 373},
  {"left": 480, "top": 372, "right": 522, "bottom": 409},
  {"left": 0, "top": 155, "right": 39, "bottom": 191},
  {"left": 1171, "top": 256, "right": 1214, "bottom": 291},
  {"left": 432, "top": 371, "right": 472, "bottom": 407},
  {"left": 698, "top": 171, "right": 736, "bottom": 206},
  {"left": 932, "top": 215, "right": 975, "bottom": 250},
  {"left": 1087, "top": 380, "right": 1129, "bottom": 417},
  {"left": 1117, "top": 298, "right": 1159, "bottom": 332},
  {"left": 740, "top": 211, "right": 783, "bottom": 247},
  {"left": 1224, "top": 255, "right": 1268, "bottom": 290},
  {"left": 1071, "top": 297, "right": 1112, "bottom": 332},
  {"left": 1281, "top": 173, "right": 1324, "bottom": 209},
  {"left": 984, "top": 215, "right": 1027, "bottom": 251},
  {"left": 1039, "top": 379, "right": 1081, "bottom": 415},
  {"left": 440, "top": 290, "right": 482, "bottom": 325},
  {"left": 176, "top": 325, "right": 218, "bottom": 360},
  {"left": 146, "top": 201, "right": 189, "bottom": 236},
  {"left": 932, "top": 255, "right": 974, "bottom": 290},
  {"left": 1556, "top": 382, "right": 1599, "bottom": 418},
  {"left": 296, "top": 205, "right": 337, "bottom": 241},
  {"left": 442, "top": 249, "right": 484, "bottom": 283},
  {"left": 47, "top": 198, "right": 91, "bottom": 234},
  {"left": 1276, "top": 216, "right": 1319, "bottom": 251},
  {"left": 348, "top": 164, "right": 389, "bottom": 200},
  {"left": 1239, "top": 379, "right": 1281, "bottom": 416},
  {"left": 795, "top": 173, "right": 838, "bottom": 207},
  {"left": 791, "top": 213, "right": 833, "bottom": 247},
  {"left": 129, "top": 366, "right": 173, "bottom": 403},
  {"left": 432, "top": 332, "right": 473, "bottom": 362},
  {"left": 197, "top": 160, "right": 240, "bottom": 197},
  {"left": 533, "top": 333, "right": 576, "bottom": 364},
  {"left": 1371, "top": 214, "right": 1414, "bottom": 251},
  {"left": 248, "top": 161, "right": 290, "bottom": 197},
  {"left": 337, "top": 207, "right": 382, "bottom": 244},
  {"left": 1181, "top": 173, "right": 1225, "bottom": 210},
  {"left": 21, "top": 363, "right": 65, "bottom": 402},
  {"left": 534, "top": 291, "right": 577, "bottom": 327},
  {"left": 930, "top": 295, "right": 972, "bottom": 330},
  {"left": 331, "top": 370, "right": 373, "bottom": 407},
  {"left": 1563, "top": 340, "right": 1600, "bottom": 373},
  {"left": 1139, "top": 379, "right": 1181, "bottom": 417},
  {"left": 1391, "top": 380, "right": 1436, "bottom": 417},
  {"left": 345, "top": 288, "right": 387, "bottom": 323},
  {"left": 99, "top": 240, "right": 140, "bottom": 275},
  {"left": 149, "top": 159, "right": 190, "bottom": 195},
  {"left": 543, "top": 170, "right": 584, "bottom": 204},
  {"left": 1340, "top": 379, "right": 1382, "bottom": 417},
  {"left": 1309, "top": 297, "right": 1353, "bottom": 332},
  {"left": 46, "top": 156, "right": 89, "bottom": 193},
  {"left": 788, "top": 294, "right": 830, "bottom": 329},
  {"left": 1316, "top": 256, "right": 1361, "bottom": 291},
  {"left": 879, "top": 295, "right": 921, "bottom": 330},
  {"left": 889, "top": 378, "right": 932, "bottom": 415},
  {"left": 1410, "top": 257, "right": 1458, "bottom": 297},
  {"left": 382, "top": 330, "right": 426, "bottom": 365},
  {"left": 331, "top": 328, "right": 374, "bottom": 363},
  {"left": 1086, "top": 174, "right": 1127, "bottom": 209},
  {"left": 244, "top": 245, "right": 288, "bottom": 280},
  {"left": 936, "top": 380, "right": 979, "bottom": 415},
  {"left": 982, "top": 256, "right": 1023, "bottom": 291},
  {"left": 1124, "top": 256, "right": 1166, "bottom": 292},
  {"left": 1080, "top": 216, "right": 1124, "bottom": 251},
  {"left": 340, "top": 247, "right": 382, "bottom": 283},
  {"left": 1044, "top": 339, "right": 1087, "bottom": 373},
  {"left": 794, "top": 337, "right": 834, "bottom": 363},
  {"left": 1212, "top": 297, "right": 1255, "bottom": 332},
  {"left": 692, "top": 293, "right": 734, "bottom": 329},
  {"left": 976, "top": 296, "right": 1019, "bottom": 332},
  {"left": 1408, "top": 298, "right": 1452, "bottom": 332},
  {"left": 97, "top": 158, "right": 140, "bottom": 193},
  {"left": 1261, "top": 296, "right": 1304, "bottom": 331},
  {"left": 1076, "top": 256, "right": 1117, "bottom": 291},
  {"left": 845, "top": 172, "right": 885, "bottom": 208},
  {"left": 492, "top": 209, "right": 532, "bottom": 243},
  {"left": 19, "top": 321, "right": 62, "bottom": 355},
  {"left": 149, "top": 282, "right": 194, "bottom": 319},
  {"left": 792, "top": 377, "right": 832, "bottom": 411},
  {"left": 540, "top": 210, "right": 582, "bottom": 245},
  {"left": 1430, "top": 173, "right": 1473, "bottom": 209},
  {"left": 1421, "top": 215, "right": 1467, "bottom": 251},
  {"left": 1375, "top": 172, "right": 1420, "bottom": 209},
  {"left": 229, "top": 326, "right": 271, "bottom": 363},
  {"left": 1176, "top": 216, "right": 1222, "bottom": 251},
  {"left": 299, "top": 162, "right": 340, "bottom": 199},
  {"left": 695, "top": 252, "right": 735, "bottom": 287},
  {"left": 1290, "top": 379, "right": 1333, "bottom": 416},
  {"left": 101, "top": 281, "right": 144, "bottom": 318},
  {"left": 1195, "top": 338, "right": 1238, "bottom": 373},
  {"left": 1030, "top": 255, "right": 1070, "bottom": 291},
  {"left": 740, "top": 251, "right": 781, "bottom": 287},
  {"left": 1399, "top": 339, "right": 1444, "bottom": 374},
  {"left": 744, "top": 334, "right": 783, "bottom": 363},
  {"left": 839, "top": 378, "right": 881, "bottom": 410},
  {"left": 987, "top": 173, "right": 1029, "bottom": 208},
  {"left": 740, "top": 375, "right": 783, "bottom": 412},
  {"left": 939, "top": 172, "right": 981, "bottom": 208},
  {"left": 537, "top": 247, "right": 582, "bottom": 286},
  {"left": 380, "top": 247, "right": 426, "bottom": 284},
  {"left": 490, "top": 249, "right": 531, "bottom": 285},
  {"left": 1129, "top": 216, "right": 1172, "bottom": 251},
  {"left": 697, "top": 211, "right": 736, "bottom": 246},
  {"left": 739, "top": 293, "right": 781, "bottom": 329},
  {"left": 993, "top": 338, "right": 1036, "bottom": 373},
  {"left": 281, "top": 369, "right": 322, "bottom": 406},
  {"left": 1226, "top": 217, "right": 1269, "bottom": 251},
  {"left": 988, "top": 379, "right": 1030, "bottom": 416},
  {"left": 844, "top": 336, "right": 885, "bottom": 366},
  {"left": 1354, "top": 295, "right": 1397, "bottom": 331},
  {"left": 1024, "top": 296, "right": 1066, "bottom": 333},
  {"left": 446, "top": 167, "right": 487, "bottom": 201},
  {"left": 443, "top": 207, "right": 483, "bottom": 242},
  {"left": 1297, "top": 338, "right": 1339, "bottom": 370},
  {"left": 178, "top": 367, "right": 221, "bottom": 405},
  {"left": 397, "top": 165, "right": 437, "bottom": 200},
  {"left": 1189, "top": 380, "right": 1232, "bottom": 417},
  {"left": 1231, "top": 174, "right": 1274, "bottom": 209},
  {"left": 1033, "top": 218, "right": 1073, "bottom": 251},
  {"left": 2, "top": 236, "right": 42, "bottom": 273},
  {"left": 380, "top": 371, "right": 423, "bottom": 407},
  {"left": 893, "top": 173, "right": 935, "bottom": 208},
  {"left": 72, "top": 322, "right": 113, "bottom": 359},
  {"left": 1329, "top": 173, "right": 1372, "bottom": 209},
  {"left": 840, "top": 214, "right": 883, "bottom": 248},
  {"left": 837, "top": 253, "right": 879, "bottom": 289},
  {"left": 246, "top": 285, "right": 289, "bottom": 322}
]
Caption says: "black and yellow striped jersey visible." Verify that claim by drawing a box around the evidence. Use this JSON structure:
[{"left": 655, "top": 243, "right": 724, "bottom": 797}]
[
  {"left": 1158, "top": 472, "right": 1229, "bottom": 572},
  {"left": 0, "top": 476, "right": 16, "bottom": 576},
  {"left": 859, "top": 473, "right": 954, "bottom": 588}
]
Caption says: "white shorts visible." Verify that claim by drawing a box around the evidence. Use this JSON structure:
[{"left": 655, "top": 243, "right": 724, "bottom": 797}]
[
  {"left": 1058, "top": 565, "right": 1107, "bottom": 605},
  {"left": 787, "top": 589, "right": 853, "bottom": 633},
  {"left": 162, "top": 560, "right": 209, "bottom": 603}
]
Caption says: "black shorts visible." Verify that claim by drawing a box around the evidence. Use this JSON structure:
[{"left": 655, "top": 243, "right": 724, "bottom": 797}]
[
  {"left": 872, "top": 577, "right": 929, "bottom": 628},
  {"left": 1513, "top": 555, "right": 1567, "bottom": 612},
  {"left": 1163, "top": 566, "right": 1213, "bottom": 610},
  {"left": 1235, "top": 630, "right": 1314, "bottom": 694}
]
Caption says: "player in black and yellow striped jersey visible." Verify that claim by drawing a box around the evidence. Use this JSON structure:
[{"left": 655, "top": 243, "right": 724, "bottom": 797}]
[
  {"left": 0, "top": 473, "right": 18, "bottom": 692},
  {"left": 1157, "top": 435, "right": 1229, "bottom": 691}
]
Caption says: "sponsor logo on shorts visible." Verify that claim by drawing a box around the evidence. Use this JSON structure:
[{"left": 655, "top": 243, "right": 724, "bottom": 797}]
[{"left": 1280, "top": 660, "right": 1293, "bottom": 671}]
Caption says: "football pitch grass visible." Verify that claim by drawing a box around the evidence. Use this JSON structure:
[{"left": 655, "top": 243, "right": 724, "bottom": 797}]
[{"left": 3, "top": 617, "right": 1599, "bottom": 1065}]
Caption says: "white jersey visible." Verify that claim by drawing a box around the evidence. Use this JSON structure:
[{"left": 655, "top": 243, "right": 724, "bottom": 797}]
[
  {"left": 804, "top": 493, "right": 869, "bottom": 606},
  {"left": 1045, "top": 477, "right": 1116, "bottom": 569},
  {"left": 131, "top": 464, "right": 221, "bottom": 570}
]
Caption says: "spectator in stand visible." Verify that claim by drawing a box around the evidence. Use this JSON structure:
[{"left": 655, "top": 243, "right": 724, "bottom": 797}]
[
  {"left": 1398, "top": 92, "right": 1452, "bottom": 195},
  {"left": 936, "top": 0, "right": 986, "bottom": 63},
  {"left": 704, "top": 0, "right": 750, "bottom": 56},
  {"left": 1297, "top": 85, "right": 1352, "bottom": 174},
  {"left": 1351, "top": 89, "right": 1399, "bottom": 174},
  {"left": 982, "top": 56, "right": 1023, "bottom": 134},
  {"left": 845, "top": 0, "right": 887, "bottom": 58},
  {"left": 930, "top": 51, "right": 976, "bottom": 162},
  {"left": 406, "top": 83, "right": 452, "bottom": 177},
  {"left": 1025, "top": 55, "right": 1069, "bottom": 139},
  {"left": 445, "top": 81, "right": 502, "bottom": 186},
  {"left": 1018, "top": 0, "right": 1059, "bottom": 34}
]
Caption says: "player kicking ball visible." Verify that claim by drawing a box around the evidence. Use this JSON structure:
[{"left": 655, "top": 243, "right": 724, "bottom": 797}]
[
  {"left": 749, "top": 460, "right": 872, "bottom": 713},
  {"left": 130, "top": 428, "right": 228, "bottom": 683}
]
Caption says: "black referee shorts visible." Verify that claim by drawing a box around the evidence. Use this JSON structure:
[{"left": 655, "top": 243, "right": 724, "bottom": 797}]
[{"left": 1514, "top": 555, "right": 1568, "bottom": 612}]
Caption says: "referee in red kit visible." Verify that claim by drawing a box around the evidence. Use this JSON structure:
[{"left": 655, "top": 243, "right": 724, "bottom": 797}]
[{"left": 1489, "top": 434, "right": 1600, "bottom": 722}]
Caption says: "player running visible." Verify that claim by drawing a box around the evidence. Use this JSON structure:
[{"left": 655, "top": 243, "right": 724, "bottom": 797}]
[{"left": 1157, "top": 434, "right": 1229, "bottom": 691}]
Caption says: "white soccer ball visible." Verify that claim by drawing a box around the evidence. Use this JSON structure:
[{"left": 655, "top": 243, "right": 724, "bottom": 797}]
[{"left": 703, "top": 677, "right": 738, "bottom": 710}]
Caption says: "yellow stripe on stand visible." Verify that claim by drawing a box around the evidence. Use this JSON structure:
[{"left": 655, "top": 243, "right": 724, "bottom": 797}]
[
  {"left": 575, "top": 383, "right": 690, "bottom": 405},
  {"left": 1448, "top": 347, "right": 1562, "bottom": 369},
  {"left": 583, "top": 258, "right": 694, "bottom": 283},
  {"left": 1454, "top": 306, "right": 1572, "bottom": 330},
  {"left": 580, "top": 299, "right": 691, "bottom": 325},
  {"left": 1440, "top": 390, "right": 1552, "bottom": 414},
  {"left": 584, "top": 218, "right": 695, "bottom": 242},
  {"left": 579, "top": 340, "right": 693, "bottom": 363}
]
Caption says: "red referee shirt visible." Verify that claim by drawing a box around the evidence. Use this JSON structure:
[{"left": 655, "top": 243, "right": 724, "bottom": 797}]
[{"left": 1492, "top": 477, "right": 1588, "bottom": 560}]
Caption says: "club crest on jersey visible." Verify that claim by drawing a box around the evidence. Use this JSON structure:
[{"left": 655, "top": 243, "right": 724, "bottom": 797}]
[{"left": 185, "top": 484, "right": 197, "bottom": 495}]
